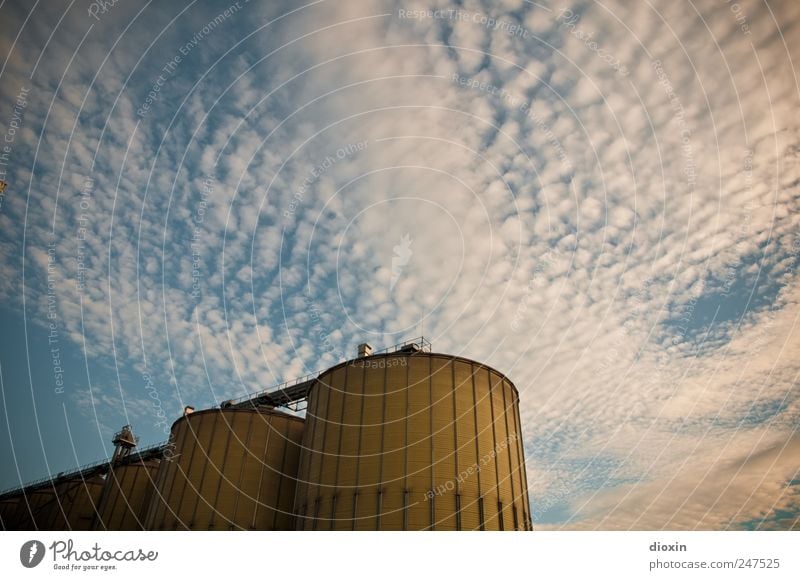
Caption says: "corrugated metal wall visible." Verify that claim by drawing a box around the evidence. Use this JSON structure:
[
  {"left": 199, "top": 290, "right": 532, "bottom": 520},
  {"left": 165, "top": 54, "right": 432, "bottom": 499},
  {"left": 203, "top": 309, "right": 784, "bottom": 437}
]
[
  {"left": 12, "top": 474, "right": 107, "bottom": 531},
  {"left": 2, "top": 487, "right": 54, "bottom": 530},
  {"left": 144, "top": 408, "right": 304, "bottom": 530},
  {"left": 0, "top": 495, "right": 20, "bottom": 530},
  {"left": 294, "top": 353, "right": 531, "bottom": 530},
  {"left": 2, "top": 350, "right": 532, "bottom": 532}
]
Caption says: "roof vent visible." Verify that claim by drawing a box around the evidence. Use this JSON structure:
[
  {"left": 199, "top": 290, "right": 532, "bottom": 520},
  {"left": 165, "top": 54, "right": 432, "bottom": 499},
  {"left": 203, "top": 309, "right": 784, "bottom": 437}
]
[
  {"left": 399, "top": 343, "right": 421, "bottom": 354},
  {"left": 358, "top": 343, "right": 373, "bottom": 357}
]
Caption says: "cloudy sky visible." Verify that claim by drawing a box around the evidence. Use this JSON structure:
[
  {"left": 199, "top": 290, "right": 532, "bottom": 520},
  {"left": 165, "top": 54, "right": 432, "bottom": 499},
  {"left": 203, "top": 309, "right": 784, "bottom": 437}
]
[{"left": 0, "top": 0, "right": 798, "bottom": 530}]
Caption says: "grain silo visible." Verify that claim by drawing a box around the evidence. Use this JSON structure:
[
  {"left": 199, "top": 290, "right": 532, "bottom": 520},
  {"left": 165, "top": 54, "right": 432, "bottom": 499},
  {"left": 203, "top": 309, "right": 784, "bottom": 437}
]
[
  {"left": 91, "top": 426, "right": 162, "bottom": 530},
  {"left": 293, "top": 349, "right": 531, "bottom": 530},
  {"left": 144, "top": 407, "right": 304, "bottom": 530},
  {"left": 93, "top": 457, "right": 160, "bottom": 530}
]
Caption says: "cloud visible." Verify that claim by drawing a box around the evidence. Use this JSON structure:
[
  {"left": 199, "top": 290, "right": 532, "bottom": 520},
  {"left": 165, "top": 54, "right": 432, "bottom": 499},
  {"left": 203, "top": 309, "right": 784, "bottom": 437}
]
[{"left": 0, "top": 0, "right": 798, "bottom": 528}]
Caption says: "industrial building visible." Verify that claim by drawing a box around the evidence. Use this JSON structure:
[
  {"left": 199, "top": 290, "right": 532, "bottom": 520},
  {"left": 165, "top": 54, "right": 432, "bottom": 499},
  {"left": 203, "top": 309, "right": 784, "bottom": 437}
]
[{"left": 0, "top": 338, "right": 531, "bottom": 531}]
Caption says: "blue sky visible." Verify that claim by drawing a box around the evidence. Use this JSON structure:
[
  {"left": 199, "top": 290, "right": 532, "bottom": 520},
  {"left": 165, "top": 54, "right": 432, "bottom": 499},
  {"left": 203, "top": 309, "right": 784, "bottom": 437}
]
[{"left": 0, "top": 0, "right": 798, "bottom": 530}]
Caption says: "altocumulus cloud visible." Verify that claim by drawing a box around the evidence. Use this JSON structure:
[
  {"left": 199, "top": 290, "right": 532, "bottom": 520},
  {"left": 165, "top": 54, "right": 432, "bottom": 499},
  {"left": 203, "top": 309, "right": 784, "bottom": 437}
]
[{"left": 0, "top": 0, "right": 798, "bottom": 529}]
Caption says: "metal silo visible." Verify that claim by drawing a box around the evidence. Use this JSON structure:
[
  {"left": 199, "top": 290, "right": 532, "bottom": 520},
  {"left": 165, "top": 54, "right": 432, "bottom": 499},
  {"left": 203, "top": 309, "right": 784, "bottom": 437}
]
[
  {"left": 145, "top": 407, "right": 304, "bottom": 530},
  {"left": 0, "top": 495, "right": 20, "bottom": 530},
  {"left": 294, "top": 351, "right": 531, "bottom": 530},
  {"left": 93, "top": 457, "right": 160, "bottom": 530}
]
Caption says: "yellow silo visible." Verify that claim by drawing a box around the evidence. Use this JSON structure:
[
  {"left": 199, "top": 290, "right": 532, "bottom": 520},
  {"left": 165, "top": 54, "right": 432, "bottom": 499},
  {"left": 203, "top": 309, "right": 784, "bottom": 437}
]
[
  {"left": 294, "top": 352, "right": 531, "bottom": 530},
  {"left": 38, "top": 472, "right": 105, "bottom": 530},
  {"left": 93, "top": 457, "right": 160, "bottom": 530},
  {"left": 145, "top": 408, "right": 304, "bottom": 530}
]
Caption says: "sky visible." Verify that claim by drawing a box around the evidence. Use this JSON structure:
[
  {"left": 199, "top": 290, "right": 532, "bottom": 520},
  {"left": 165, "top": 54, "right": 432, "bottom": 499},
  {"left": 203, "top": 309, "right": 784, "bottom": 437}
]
[{"left": 0, "top": 0, "right": 798, "bottom": 530}]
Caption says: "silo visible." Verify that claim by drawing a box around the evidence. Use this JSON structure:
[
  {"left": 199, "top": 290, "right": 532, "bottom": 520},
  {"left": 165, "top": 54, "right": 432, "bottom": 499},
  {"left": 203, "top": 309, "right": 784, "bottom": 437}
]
[
  {"left": 45, "top": 472, "right": 106, "bottom": 530},
  {"left": 145, "top": 408, "right": 304, "bottom": 530},
  {"left": 93, "top": 457, "right": 160, "bottom": 530},
  {"left": 0, "top": 493, "right": 22, "bottom": 530},
  {"left": 294, "top": 352, "right": 531, "bottom": 530}
]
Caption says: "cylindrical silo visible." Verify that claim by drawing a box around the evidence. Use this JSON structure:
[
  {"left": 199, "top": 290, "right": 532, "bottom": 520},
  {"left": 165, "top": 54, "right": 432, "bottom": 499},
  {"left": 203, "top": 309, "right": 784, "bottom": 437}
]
[
  {"left": 294, "top": 352, "right": 531, "bottom": 530},
  {"left": 0, "top": 491, "right": 25, "bottom": 530},
  {"left": 93, "top": 457, "right": 160, "bottom": 530},
  {"left": 145, "top": 408, "right": 304, "bottom": 530}
]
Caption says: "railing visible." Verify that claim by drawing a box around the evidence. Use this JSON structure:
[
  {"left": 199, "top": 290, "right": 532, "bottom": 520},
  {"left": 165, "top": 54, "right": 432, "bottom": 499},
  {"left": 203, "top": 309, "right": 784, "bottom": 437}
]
[{"left": 372, "top": 336, "right": 431, "bottom": 355}]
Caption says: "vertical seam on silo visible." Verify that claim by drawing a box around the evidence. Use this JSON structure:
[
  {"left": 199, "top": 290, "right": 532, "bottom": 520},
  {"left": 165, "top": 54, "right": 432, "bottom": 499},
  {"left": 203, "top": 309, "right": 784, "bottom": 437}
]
[
  {"left": 118, "top": 465, "right": 136, "bottom": 529},
  {"left": 352, "top": 362, "right": 366, "bottom": 530},
  {"left": 51, "top": 484, "right": 65, "bottom": 530},
  {"left": 145, "top": 441, "right": 167, "bottom": 529},
  {"left": 136, "top": 462, "right": 154, "bottom": 530},
  {"left": 61, "top": 483, "right": 75, "bottom": 530},
  {"left": 428, "top": 354, "right": 434, "bottom": 531},
  {"left": 333, "top": 365, "right": 348, "bottom": 530},
  {"left": 175, "top": 417, "right": 201, "bottom": 530},
  {"left": 513, "top": 395, "right": 531, "bottom": 530},
  {"left": 512, "top": 504, "right": 518, "bottom": 530},
  {"left": 471, "top": 363, "right": 482, "bottom": 531},
  {"left": 159, "top": 420, "right": 188, "bottom": 529},
  {"left": 153, "top": 430, "right": 178, "bottom": 530},
  {"left": 318, "top": 379, "right": 330, "bottom": 530},
  {"left": 231, "top": 411, "right": 254, "bottom": 530},
  {"left": 278, "top": 417, "right": 295, "bottom": 530},
  {"left": 92, "top": 466, "right": 113, "bottom": 531},
  {"left": 69, "top": 481, "right": 83, "bottom": 530},
  {"left": 106, "top": 466, "right": 122, "bottom": 530},
  {"left": 254, "top": 414, "right": 272, "bottom": 529},
  {"left": 510, "top": 386, "right": 526, "bottom": 529},
  {"left": 451, "top": 358, "right": 460, "bottom": 531},
  {"left": 277, "top": 417, "right": 295, "bottom": 530},
  {"left": 125, "top": 464, "right": 142, "bottom": 529},
  {"left": 501, "top": 378, "right": 518, "bottom": 530},
  {"left": 296, "top": 380, "right": 319, "bottom": 530},
  {"left": 403, "top": 355, "right": 410, "bottom": 531}
]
